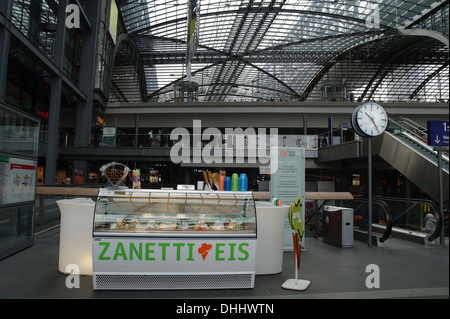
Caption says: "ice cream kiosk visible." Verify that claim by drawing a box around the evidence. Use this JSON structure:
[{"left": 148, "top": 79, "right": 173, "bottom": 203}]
[{"left": 92, "top": 188, "right": 257, "bottom": 290}]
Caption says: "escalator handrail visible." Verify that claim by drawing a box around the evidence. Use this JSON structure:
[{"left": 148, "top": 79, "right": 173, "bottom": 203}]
[
  {"left": 398, "top": 131, "right": 449, "bottom": 164},
  {"left": 389, "top": 118, "right": 449, "bottom": 162},
  {"left": 352, "top": 197, "right": 392, "bottom": 243},
  {"left": 389, "top": 118, "right": 428, "bottom": 140},
  {"left": 399, "top": 117, "right": 427, "bottom": 132},
  {"left": 372, "top": 196, "right": 443, "bottom": 241}
]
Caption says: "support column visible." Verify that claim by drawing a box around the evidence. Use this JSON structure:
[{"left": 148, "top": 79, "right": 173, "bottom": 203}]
[
  {"left": 73, "top": 0, "right": 101, "bottom": 183},
  {"left": 0, "top": 0, "right": 12, "bottom": 103},
  {"left": 44, "top": 1, "right": 67, "bottom": 184},
  {"left": 135, "top": 115, "right": 139, "bottom": 147},
  {"left": 45, "top": 77, "right": 63, "bottom": 184}
]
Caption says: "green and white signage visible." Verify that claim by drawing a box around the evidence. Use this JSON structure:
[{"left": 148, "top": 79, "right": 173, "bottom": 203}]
[{"left": 93, "top": 237, "right": 256, "bottom": 274}]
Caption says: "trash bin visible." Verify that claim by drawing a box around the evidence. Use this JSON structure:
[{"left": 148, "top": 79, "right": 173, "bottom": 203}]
[{"left": 322, "top": 206, "right": 353, "bottom": 247}]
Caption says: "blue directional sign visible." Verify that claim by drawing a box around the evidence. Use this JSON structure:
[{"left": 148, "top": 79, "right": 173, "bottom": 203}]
[{"left": 427, "top": 120, "right": 449, "bottom": 147}]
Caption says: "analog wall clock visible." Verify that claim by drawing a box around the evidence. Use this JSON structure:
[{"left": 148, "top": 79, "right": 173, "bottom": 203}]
[{"left": 351, "top": 102, "right": 388, "bottom": 137}]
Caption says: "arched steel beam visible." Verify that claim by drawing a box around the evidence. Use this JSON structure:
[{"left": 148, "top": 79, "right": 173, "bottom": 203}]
[
  {"left": 108, "top": 33, "right": 148, "bottom": 102},
  {"left": 362, "top": 37, "right": 427, "bottom": 101},
  {"left": 298, "top": 30, "right": 389, "bottom": 101},
  {"left": 126, "top": 6, "right": 392, "bottom": 36},
  {"left": 409, "top": 62, "right": 449, "bottom": 100},
  {"left": 142, "top": 36, "right": 302, "bottom": 101},
  {"left": 398, "top": 29, "right": 449, "bottom": 47}
]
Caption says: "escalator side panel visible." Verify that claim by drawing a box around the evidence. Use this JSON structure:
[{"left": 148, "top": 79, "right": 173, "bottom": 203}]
[{"left": 380, "top": 132, "right": 448, "bottom": 202}]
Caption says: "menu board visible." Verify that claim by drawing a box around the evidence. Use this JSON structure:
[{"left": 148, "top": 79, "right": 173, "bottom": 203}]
[
  {"left": 270, "top": 147, "right": 305, "bottom": 249},
  {"left": 0, "top": 157, "right": 37, "bottom": 205}
]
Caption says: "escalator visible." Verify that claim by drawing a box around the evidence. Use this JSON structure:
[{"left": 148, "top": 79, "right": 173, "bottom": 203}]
[
  {"left": 379, "top": 118, "right": 449, "bottom": 202},
  {"left": 316, "top": 196, "right": 444, "bottom": 246},
  {"left": 315, "top": 118, "right": 447, "bottom": 245}
]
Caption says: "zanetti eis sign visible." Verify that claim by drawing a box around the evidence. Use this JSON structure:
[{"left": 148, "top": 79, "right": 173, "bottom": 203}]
[{"left": 93, "top": 238, "right": 256, "bottom": 273}]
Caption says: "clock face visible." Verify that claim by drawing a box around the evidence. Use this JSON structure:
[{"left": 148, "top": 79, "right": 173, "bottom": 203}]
[{"left": 355, "top": 102, "right": 388, "bottom": 137}]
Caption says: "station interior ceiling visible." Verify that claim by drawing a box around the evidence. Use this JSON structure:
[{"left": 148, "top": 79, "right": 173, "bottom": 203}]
[{"left": 111, "top": 0, "right": 449, "bottom": 105}]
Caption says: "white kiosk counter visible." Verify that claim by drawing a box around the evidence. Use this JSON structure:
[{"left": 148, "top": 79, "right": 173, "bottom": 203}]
[
  {"left": 56, "top": 198, "right": 95, "bottom": 275},
  {"left": 255, "top": 201, "right": 287, "bottom": 275},
  {"left": 55, "top": 191, "right": 289, "bottom": 286}
]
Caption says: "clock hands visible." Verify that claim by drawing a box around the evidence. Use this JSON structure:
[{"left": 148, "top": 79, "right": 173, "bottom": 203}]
[
  {"left": 353, "top": 102, "right": 387, "bottom": 137},
  {"left": 364, "top": 111, "right": 380, "bottom": 134}
]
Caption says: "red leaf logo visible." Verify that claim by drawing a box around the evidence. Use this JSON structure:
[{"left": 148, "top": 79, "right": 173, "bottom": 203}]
[{"left": 198, "top": 243, "right": 212, "bottom": 260}]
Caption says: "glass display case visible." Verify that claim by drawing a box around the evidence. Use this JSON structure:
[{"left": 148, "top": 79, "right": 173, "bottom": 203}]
[
  {"left": 93, "top": 189, "right": 256, "bottom": 237},
  {"left": 92, "top": 189, "right": 257, "bottom": 290}
]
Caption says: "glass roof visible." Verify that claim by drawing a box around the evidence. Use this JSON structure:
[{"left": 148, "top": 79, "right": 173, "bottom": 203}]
[{"left": 114, "top": 0, "right": 449, "bottom": 103}]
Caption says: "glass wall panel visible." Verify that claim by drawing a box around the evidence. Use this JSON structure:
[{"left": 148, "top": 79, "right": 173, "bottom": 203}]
[
  {"left": 0, "top": 105, "right": 40, "bottom": 156},
  {"left": 0, "top": 203, "right": 34, "bottom": 260},
  {"left": 0, "top": 103, "right": 39, "bottom": 260},
  {"left": 11, "top": 0, "right": 59, "bottom": 61}
]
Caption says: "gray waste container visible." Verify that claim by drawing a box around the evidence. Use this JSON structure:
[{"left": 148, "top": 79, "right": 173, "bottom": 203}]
[{"left": 323, "top": 206, "right": 354, "bottom": 247}]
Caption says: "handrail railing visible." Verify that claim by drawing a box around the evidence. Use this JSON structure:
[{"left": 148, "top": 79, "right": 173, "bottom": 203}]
[
  {"left": 388, "top": 118, "right": 449, "bottom": 158},
  {"left": 351, "top": 197, "right": 393, "bottom": 243},
  {"left": 388, "top": 117, "right": 428, "bottom": 141},
  {"left": 372, "top": 196, "right": 443, "bottom": 242},
  {"left": 59, "top": 133, "right": 320, "bottom": 150}
]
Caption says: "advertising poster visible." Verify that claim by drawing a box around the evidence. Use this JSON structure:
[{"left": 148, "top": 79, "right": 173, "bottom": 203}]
[
  {"left": 74, "top": 169, "right": 84, "bottom": 184},
  {"left": 132, "top": 169, "right": 141, "bottom": 189},
  {"left": 270, "top": 147, "right": 306, "bottom": 250},
  {"left": 0, "top": 157, "right": 37, "bottom": 205}
]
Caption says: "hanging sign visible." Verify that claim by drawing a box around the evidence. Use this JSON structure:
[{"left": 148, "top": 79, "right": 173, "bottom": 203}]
[{"left": 427, "top": 120, "right": 449, "bottom": 147}]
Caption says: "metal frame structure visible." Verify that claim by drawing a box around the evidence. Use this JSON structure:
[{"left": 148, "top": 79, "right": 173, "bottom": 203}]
[{"left": 113, "top": 0, "right": 449, "bottom": 103}]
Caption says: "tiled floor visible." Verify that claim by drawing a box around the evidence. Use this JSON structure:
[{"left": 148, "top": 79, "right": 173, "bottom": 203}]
[{"left": 0, "top": 229, "right": 448, "bottom": 299}]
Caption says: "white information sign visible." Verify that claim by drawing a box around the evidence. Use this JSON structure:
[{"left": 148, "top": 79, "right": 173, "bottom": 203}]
[
  {"left": 0, "top": 157, "right": 37, "bottom": 205},
  {"left": 270, "top": 147, "right": 305, "bottom": 249}
]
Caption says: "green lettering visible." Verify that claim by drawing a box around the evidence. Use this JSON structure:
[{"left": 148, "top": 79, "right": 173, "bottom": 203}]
[
  {"left": 129, "top": 243, "right": 142, "bottom": 261},
  {"left": 238, "top": 243, "right": 249, "bottom": 261},
  {"left": 145, "top": 243, "right": 156, "bottom": 261},
  {"left": 98, "top": 242, "right": 111, "bottom": 260},
  {"left": 158, "top": 243, "right": 170, "bottom": 261},
  {"left": 228, "top": 243, "right": 236, "bottom": 261},
  {"left": 187, "top": 243, "right": 195, "bottom": 261},
  {"left": 173, "top": 243, "right": 185, "bottom": 260},
  {"left": 216, "top": 243, "right": 226, "bottom": 261},
  {"left": 113, "top": 242, "right": 127, "bottom": 260}
]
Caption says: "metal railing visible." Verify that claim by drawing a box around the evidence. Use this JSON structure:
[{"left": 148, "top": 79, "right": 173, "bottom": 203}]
[
  {"left": 309, "top": 195, "right": 446, "bottom": 245},
  {"left": 373, "top": 196, "right": 444, "bottom": 242},
  {"left": 388, "top": 117, "right": 449, "bottom": 159},
  {"left": 60, "top": 132, "right": 320, "bottom": 150},
  {"left": 350, "top": 197, "right": 392, "bottom": 243},
  {"left": 346, "top": 196, "right": 444, "bottom": 244}
]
